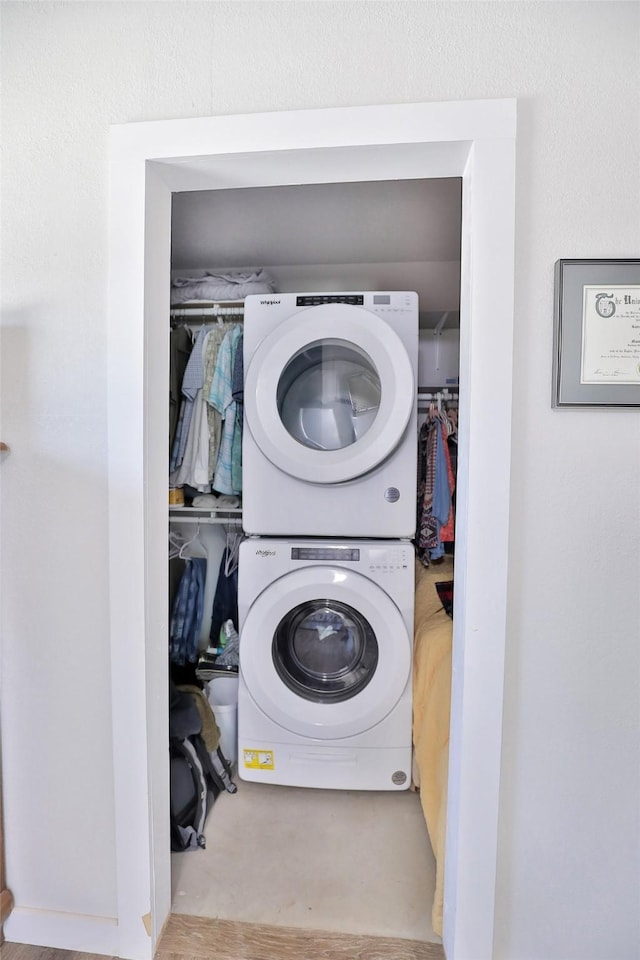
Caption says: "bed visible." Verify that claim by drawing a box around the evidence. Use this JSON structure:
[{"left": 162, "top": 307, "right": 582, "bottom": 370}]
[{"left": 412, "top": 554, "right": 454, "bottom": 938}]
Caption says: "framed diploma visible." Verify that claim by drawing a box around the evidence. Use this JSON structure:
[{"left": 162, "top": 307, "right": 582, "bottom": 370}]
[{"left": 552, "top": 259, "right": 640, "bottom": 406}]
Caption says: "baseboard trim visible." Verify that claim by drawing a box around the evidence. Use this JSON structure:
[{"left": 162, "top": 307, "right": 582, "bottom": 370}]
[
  {"left": 159, "top": 914, "right": 445, "bottom": 960},
  {"left": 3, "top": 905, "right": 118, "bottom": 956}
]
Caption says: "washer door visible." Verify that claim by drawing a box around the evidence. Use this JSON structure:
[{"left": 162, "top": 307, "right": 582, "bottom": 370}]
[
  {"left": 240, "top": 566, "right": 411, "bottom": 740},
  {"left": 244, "top": 303, "right": 414, "bottom": 483}
]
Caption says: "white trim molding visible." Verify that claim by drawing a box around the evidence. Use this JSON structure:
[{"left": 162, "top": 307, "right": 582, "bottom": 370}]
[
  {"left": 107, "top": 99, "right": 516, "bottom": 960},
  {"left": 4, "top": 906, "right": 119, "bottom": 956}
]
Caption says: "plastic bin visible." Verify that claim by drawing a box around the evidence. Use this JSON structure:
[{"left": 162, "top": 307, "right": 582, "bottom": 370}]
[{"left": 207, "top": 675, "right": 239, "bottom": 767}]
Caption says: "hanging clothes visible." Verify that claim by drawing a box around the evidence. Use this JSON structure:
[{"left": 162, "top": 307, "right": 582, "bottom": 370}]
[
  {"left": 231, "top": 332, "right": 244, "bottom": 411},
  {"left": 429, "top": 424, "right": 452, "bottom": 560},
  {"left": 208, "top": 545, "right": 239, "bottom": 647},
  {"left": 209, "top": 325, "right": 243, "bottom": 495},
  {"left": 439, "top": 428, "right": 456, "bottom": 543},
  {"left": 170, "top": 557, "right": 207, "bottom": 665},
  {"left": 416, "top": 411, "right": 456, "bottom": 566},
  {"left": 202, "top": 325, "right": 229, "bottom": 484},
  {"left": 416, "top": 420, "right": 439, "bottom": 563},
  {"left": 173, "top": 387, "right": 212, "bottom": 491},
  {"left": 170, "top": 321, "right": 243, "bottom": 492},
  {"left": 169, "top": 325, "right": 192, "bottom": 453},
  {"left": 170, "top": 325, "right": 207, "bottom": 474},
  {"left": 231, "top": 332, "right": 244, "bottom": 452},
  {"left": 173, "top": 328, "right": 224, "bottom": 492}
]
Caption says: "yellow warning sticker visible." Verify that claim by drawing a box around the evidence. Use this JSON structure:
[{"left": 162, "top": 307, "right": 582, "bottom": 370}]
[{"left": 243, "top": 749, "right": 275, "bottom": 770}]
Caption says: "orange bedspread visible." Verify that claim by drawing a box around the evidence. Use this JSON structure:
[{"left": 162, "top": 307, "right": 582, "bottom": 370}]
[{"left": 412, "top": 555, "right": 453, "bottom": 938}]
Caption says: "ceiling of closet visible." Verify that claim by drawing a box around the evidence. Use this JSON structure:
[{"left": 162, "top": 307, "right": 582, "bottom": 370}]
[{"left": 171, "top": 178, "right": 462, "bottom": 328}]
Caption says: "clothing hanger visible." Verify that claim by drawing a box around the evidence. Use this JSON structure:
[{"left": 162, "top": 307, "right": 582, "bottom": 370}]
[
  {"left": 178, "top": 522, "right": 204, "bottom": 559},
  {"left": 445, "top": 407, "right": 457, "bottom": 436},
  {"left": 168, "top": 528, "right": 186, "bottom": 560},
  {"left": 224, "top": 527, "right": 242, "bottom": 577}
]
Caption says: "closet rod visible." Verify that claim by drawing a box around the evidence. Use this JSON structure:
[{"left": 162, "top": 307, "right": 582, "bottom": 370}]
[
  {"left": 417, "top": 391, "right": 458, "bottom": 410},
  {"left": 417, "top": 389, "right": 459, "bottom": 400},
  {"left": 169, "top": 515, "right": 243, "bottom": 526}
]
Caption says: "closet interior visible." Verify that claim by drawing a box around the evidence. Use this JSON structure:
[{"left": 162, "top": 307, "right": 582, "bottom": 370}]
[{"left": 168, "top": 177, "right": 462, "bottom": 944}]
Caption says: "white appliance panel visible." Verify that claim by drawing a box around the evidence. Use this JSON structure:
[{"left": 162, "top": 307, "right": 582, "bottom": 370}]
[
  {"left": 237, "top": 538, "right": 414, "bottom": 791},
  {"left": 242, "top": 292, "right": 418, "bottom": 537}
]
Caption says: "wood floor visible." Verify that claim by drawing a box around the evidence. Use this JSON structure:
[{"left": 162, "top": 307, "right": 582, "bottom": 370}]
[{"left": 3, "top": 914, "right": 445, "bottom": 960}]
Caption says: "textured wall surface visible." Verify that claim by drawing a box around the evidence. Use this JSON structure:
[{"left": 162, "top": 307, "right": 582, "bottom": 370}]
[{"left": 1, "top": 3, "right": 639, "bottom": 957}]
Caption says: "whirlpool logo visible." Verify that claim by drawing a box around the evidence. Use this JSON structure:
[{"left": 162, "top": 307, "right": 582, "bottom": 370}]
[
  {"left": 259, "top": 299, "right": 281, "bottom": 305},
  {"left": 256, "top": 549, "right": 276, "bottom": 557}
]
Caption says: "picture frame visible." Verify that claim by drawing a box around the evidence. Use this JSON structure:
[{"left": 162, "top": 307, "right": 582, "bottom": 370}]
[{"left": 552, "top": 258, "right": 640, "bottom": 406}]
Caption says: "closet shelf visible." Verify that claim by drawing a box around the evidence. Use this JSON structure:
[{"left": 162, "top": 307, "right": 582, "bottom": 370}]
[
  {"left": 170, "top": 300, "right": 245, "bottom": 322},
  {"left": 169, "top": 505, "right": 243, "bottom": 526}
]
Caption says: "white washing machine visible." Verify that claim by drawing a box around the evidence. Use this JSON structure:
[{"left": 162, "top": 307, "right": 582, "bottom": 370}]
[
  {"left": 237, "top": 537, "right": 414, "bottom": 791},
  {"left": 242, "top": 292, "right": 418, "bottom": 538}
]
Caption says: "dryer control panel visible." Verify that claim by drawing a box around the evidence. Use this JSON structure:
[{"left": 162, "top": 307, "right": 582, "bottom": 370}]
[
  {"left": 296, "top": 294, "right": 364, "bottom": 307},
  {"left": 291, "top": 291, "right": 417, "bottom": 315}
]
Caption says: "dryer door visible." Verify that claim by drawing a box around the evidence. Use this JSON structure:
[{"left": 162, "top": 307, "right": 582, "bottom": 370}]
[
  {"left": 239, "top": 566, "right": 411, "bottom": 740},
  {"left": 244, "top": 303, "right": 415, "bottom": 483}
]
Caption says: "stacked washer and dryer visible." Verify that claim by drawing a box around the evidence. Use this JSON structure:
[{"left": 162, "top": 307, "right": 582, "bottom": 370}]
[{"left": 238, "top": 292, "right": 419, "bottom": 791}]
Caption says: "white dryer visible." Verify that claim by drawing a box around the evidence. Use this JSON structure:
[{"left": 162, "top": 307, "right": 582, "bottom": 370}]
[
  {"left": 242, "top": 292, "right": 418, "bottom": 537},
  {"left": 237, "top": 537, "right": 414, "bottom": 791}
]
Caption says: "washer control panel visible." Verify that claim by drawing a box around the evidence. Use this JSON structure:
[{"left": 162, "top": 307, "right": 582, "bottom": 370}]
[
  {"left": 367, "top": 545, "right": 411, "bottom": 573},
  {"left": 286, "top": 543, "right": 412, "bottom": 573},
  {"left": 291, "top": 546, "right": 360, "bottom": 562}
]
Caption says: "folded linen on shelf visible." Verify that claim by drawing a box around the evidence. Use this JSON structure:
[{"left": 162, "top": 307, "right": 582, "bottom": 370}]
[
  {"left": 171, "top": 269, "right": 276, "bottom": 303},
  {"left": 191, "top": 493, "right": 241, "bottom": 509}
]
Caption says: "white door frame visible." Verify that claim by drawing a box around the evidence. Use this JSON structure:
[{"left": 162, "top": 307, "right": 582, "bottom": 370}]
[{"left": 107, "top": 99, "right": 516, "bottom": 960}]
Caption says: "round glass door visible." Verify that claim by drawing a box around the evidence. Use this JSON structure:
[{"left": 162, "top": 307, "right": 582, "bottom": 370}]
[
  {"left": 240, "top": 565, "right": 411, "bottom": 739},
  {"left": 277, "top": 340, "right": 381, "bottom": 451},
  {"left": 243, "top": 304, "right": 415, "bottom": 484},
  {"left": 272, "top": 599, "right": 378, "bottom": 703}
]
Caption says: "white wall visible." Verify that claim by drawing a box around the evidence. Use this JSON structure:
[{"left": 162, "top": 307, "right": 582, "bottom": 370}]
[{"left": 1, "top": 3, "right": 638, "bottom": 958}]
